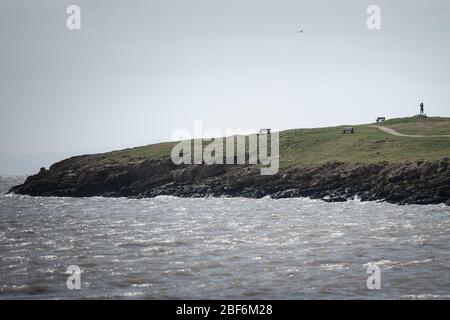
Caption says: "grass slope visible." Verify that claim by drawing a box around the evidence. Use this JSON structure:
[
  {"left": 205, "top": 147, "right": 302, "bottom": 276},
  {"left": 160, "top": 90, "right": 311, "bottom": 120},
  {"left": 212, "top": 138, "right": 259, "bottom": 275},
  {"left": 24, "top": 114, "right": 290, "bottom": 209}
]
[
  {"left": 96, "top": 116, "right": 450, "bottom": 168},
  {"left": 381, "top": 116, "right": 450, "bottom": 135}
]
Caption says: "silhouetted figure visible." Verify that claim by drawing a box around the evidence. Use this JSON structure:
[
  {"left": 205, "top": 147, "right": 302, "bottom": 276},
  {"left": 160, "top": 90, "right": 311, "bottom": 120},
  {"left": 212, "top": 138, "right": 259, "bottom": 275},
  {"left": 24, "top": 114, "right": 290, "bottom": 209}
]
[{"left": 420, "top": 102, "right": 424, "bottom": 115}]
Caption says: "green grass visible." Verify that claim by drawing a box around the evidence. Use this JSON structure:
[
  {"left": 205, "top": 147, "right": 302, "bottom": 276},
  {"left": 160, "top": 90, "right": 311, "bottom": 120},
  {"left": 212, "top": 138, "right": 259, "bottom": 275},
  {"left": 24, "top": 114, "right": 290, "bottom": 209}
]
[
  {"left": 98, "top": 141, "right": 177, "bottom": 165},
  {"left": 279, "top": 124, "right": 449, "bottom": 167},
  {"left": 379, "top": 116, "right": 450, "bottom": 135},
  {"left": 92, "top": 116, "right": 450, "bottom": 168}
]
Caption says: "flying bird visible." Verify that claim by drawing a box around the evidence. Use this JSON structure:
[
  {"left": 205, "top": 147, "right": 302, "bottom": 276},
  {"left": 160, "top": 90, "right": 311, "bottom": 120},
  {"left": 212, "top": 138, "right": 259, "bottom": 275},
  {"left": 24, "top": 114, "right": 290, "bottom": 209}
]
[{"left": 297, "top": 30, "right": 304, "bottom": 34}]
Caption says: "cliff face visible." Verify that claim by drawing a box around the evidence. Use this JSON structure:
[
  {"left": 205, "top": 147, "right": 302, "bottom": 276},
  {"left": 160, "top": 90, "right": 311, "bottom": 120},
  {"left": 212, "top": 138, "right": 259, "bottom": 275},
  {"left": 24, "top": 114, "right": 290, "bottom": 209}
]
[{"left": 8, "top": 155, "right": 450, "bottom": 205}]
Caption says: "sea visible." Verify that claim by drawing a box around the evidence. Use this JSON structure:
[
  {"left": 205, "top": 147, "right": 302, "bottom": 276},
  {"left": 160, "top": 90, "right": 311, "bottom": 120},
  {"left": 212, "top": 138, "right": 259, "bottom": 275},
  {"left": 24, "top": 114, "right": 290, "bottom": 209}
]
[{"left": 1, "top": 176, "right": 449, "bottom": 299}]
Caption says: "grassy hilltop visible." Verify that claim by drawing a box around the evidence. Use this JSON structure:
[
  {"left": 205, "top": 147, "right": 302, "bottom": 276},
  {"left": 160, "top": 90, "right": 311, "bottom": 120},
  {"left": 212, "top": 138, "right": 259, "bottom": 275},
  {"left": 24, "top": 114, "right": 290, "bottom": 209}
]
[
  {"left": 12, "top": 116, "right": 450, "bottom": 203},
  {"left": 96, "top": 116, "right": 450, "bottom": 168}
]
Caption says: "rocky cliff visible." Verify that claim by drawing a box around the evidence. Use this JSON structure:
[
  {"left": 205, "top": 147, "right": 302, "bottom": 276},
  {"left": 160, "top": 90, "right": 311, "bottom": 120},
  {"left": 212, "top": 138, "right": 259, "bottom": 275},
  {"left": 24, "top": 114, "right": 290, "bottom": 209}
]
[{"left": 8, "top": 155, "right": 450, "bottom": 205}]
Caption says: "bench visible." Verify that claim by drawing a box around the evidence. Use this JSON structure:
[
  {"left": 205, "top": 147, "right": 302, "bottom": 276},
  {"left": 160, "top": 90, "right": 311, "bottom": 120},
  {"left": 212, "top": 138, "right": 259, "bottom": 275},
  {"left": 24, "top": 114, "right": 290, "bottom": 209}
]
[
  {"left": 376, "top": 117, "right": 386, "bottom": 123},
  {"left": 342, "top": 127, "right": 354, "bottom": 134},
  {"left": 259, "top": 128, "right": 271, "bottom": 134}
]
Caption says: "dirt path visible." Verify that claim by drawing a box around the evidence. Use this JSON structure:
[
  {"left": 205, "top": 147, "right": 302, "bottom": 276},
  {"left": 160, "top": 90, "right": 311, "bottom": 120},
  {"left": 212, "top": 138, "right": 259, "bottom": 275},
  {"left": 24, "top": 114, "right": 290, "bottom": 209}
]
[{"left": 371, "top": 125, "right": 450, "bottom": 138}]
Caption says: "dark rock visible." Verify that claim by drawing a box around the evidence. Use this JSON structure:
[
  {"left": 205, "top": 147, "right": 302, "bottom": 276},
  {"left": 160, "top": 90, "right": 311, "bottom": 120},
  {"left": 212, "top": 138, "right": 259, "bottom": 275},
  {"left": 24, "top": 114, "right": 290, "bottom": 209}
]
[
  {"left": 173, "top": 167, "right": 197, "bottom": 184},
  {"left": 8, "top": 156, "right": 450, "bottom": 205}
]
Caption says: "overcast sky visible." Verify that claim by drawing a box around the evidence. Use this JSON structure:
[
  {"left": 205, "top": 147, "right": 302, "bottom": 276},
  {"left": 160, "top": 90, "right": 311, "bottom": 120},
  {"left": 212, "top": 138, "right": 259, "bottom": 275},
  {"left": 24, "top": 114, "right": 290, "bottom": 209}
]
[{"left": 1, "top": 0, "right": 450, "bottom": 158}]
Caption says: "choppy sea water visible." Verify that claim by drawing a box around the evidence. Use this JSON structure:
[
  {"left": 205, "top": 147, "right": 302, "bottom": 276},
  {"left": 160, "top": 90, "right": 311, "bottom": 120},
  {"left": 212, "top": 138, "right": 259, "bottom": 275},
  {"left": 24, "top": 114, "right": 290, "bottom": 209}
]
[{"left": 0, "top": 176, "right": 449, "bottom": 299}]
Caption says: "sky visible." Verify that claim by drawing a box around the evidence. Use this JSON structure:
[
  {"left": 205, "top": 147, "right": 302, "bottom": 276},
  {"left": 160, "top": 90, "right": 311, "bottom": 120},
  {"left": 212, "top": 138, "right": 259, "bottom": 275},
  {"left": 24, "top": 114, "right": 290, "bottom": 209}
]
[{"left": 1, "top": 0, "right": 450, "bottom": 173}]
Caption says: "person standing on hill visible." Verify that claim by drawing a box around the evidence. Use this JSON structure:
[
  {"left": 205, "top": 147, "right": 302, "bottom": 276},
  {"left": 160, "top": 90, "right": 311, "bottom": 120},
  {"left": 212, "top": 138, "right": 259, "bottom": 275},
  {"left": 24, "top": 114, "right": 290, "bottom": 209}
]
[{"left": 420, "top": 102, "right": 424, "bottom": 115}]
